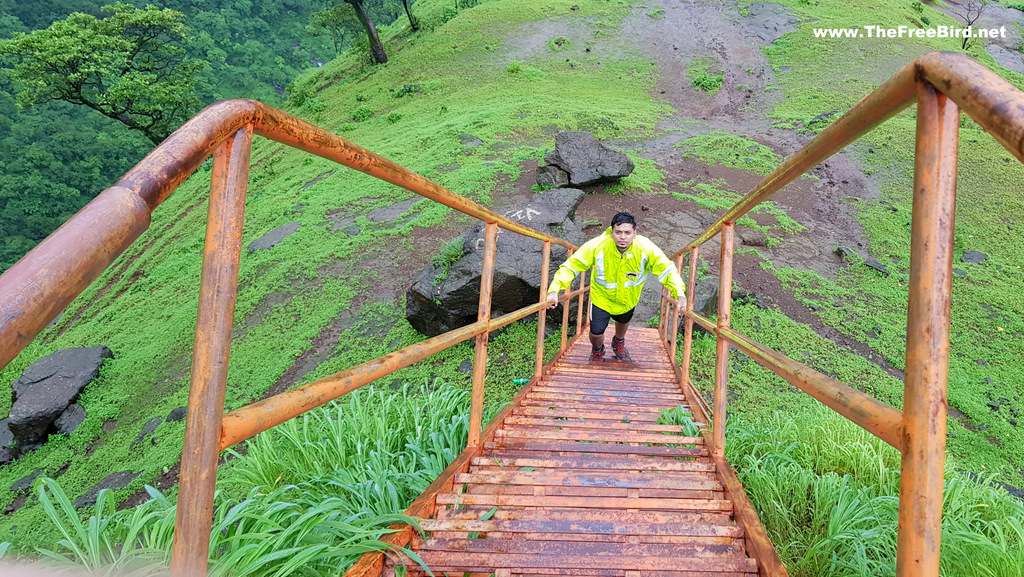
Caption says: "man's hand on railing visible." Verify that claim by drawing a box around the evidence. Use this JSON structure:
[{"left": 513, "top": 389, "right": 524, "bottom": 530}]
[{"left": 545, "top": 292, "right": 559, "bottom": 309}]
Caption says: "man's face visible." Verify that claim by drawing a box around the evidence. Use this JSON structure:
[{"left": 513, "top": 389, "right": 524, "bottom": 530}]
[{"left": 611, "top": 222, "right": 636, "bottom": 251}]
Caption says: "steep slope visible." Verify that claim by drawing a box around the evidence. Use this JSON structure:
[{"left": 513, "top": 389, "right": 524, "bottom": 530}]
[{"left": 1, "top": 0, "right": 1023, "bottom": 561}]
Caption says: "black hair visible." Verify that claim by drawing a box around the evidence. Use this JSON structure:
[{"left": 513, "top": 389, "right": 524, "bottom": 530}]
[{"left": 610, "top": 212, "right": 636, "bottom": 229}]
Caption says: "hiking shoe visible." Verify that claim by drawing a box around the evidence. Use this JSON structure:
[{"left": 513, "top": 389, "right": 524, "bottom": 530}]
[
  {"left": 611, "top": 337, "right": 632, "bottom": 361},
  {"left": 590, "top": 346, "right": 606, "bottom": 362}
]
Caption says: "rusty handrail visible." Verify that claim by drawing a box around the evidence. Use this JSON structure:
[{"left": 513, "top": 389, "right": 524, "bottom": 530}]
[
  {"left": 219, "top": 285, "right": 586, "bottom": 450},
  {"left": 0, "top": 97, "right": 590, "bottom": 577},
  {"left": 0, "top": 99, "right": 575, "bottom": 371},
  {"left": 671, "top": 51, "right": 1024, "bottom": 259},
  {"left": 659, "top": 51, "right": 1023, "bottom": 577}
]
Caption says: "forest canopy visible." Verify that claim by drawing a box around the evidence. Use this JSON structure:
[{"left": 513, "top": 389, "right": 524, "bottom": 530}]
[{"left": 0, "top": 0, "right": 412, "bottom": 271}]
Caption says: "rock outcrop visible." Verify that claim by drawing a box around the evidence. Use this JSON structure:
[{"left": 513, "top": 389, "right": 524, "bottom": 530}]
[
  {"left": 7, "top": 346, "right": 111, "bottom": 453},
  {"left": 407, "top": 188, "right": 588, "bottom": 336},
  {"left": 539, "top": 131, "right": 634, "bottom": 187}
]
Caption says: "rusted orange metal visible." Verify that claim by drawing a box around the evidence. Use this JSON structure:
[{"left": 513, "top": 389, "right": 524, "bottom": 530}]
[
  {"left": 170, "top": 128, "right": 252, "bottom": 576},
  {"left": 468, "top": 222, "right": 498, "bottom": 447},
  {"left": 680, "top": 247, "right": 698, "bottom": 389},
  {"left": 534, "top": 241, "right": 551, "bottom": 379},
  {"left": 719, "top": 327, "right": 903, "bottom": 451},
  {"left": 574, "top": 270, "right": 587, "bottom": 337},
  {"left": 0, "top": 99, "right": 574, "bottom": 372},
  {"left": 560, "top": 248, "right": 574, "bottom": 351},
  {"left": 374, "top": 328, "right": 783, "bottom": 577},
  {"left": 220, "top": 293, "right": 582, "bottom": 450},
  {"left": 669, "top": 254, "right": 684, "bottom": 360},
  {"left": 710, "top": 224, "right": 733, "bottom": 458},
  {"left": 895, "top": 82, "right": 959, "bottom": 577}
]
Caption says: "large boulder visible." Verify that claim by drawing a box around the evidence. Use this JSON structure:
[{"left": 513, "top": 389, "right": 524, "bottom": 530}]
[
  {"left": 407, "top": 188, "right": 588, "bottom": 336},
  {"left": 542, "top": 131, "right": 634, "bottom": 186},
  {"left": 8, "top": 346, "right": 112, "bottom": 452}
]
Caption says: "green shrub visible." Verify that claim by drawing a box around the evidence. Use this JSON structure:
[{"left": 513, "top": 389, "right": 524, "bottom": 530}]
[
  {"left": 647, "top": 8, "right": 665, "bottom": 18},
  {"left": 351, "top": 106, "right": 373, "bottom": 122},
  {"left": 687, "top": 58, "right": 724, "bottom": 94},
  {"left": 506, "top": 60, "right": 523, "bottom": 74},
  {"left": 386, "top": 111, "right": 403, "bottom": 124},
  {"left": 547, "top": 36, "right": 571, "bottom": 51},
  {"left": 911, "top": 1, "right": 924, "bottom": 12},
  {"left": 432, "top": 236, "right": 466, "bottom": 286}
]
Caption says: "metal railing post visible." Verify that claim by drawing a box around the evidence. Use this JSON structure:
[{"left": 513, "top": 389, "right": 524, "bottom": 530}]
[
  {"left": 560, "top": 248, "right": 574, "bottom": 352},
  {"left": 712, "top": 224, "right": 734, "bottom": 458},
  {"left": 535, "top": 241, "right": 551, "bottom": 379},
  {"left": 170, "top": 127, "right": 252, "bottom": 577},
  {"left": 895, "top": 83, "right": 958, "bottom": 577},
  {"left": 681, "top": 247, "right": 699, "bottom": 386},
  {"left": 467, "top": 222, "right": 498, "bottom": 447},
  {"left": 575, "top": 270, "right": 586, "bottom": 337},
  {"left": 669, "top": 254, "right": 684, "bottom": 360}
]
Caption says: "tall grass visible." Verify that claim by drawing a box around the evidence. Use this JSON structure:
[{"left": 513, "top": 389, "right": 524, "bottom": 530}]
[
  {"left": 729, "top": 406, "right": 1024, "bottom": 576},
  {"left": 25, "top": 380, "right": 490, "bottom": 576}
]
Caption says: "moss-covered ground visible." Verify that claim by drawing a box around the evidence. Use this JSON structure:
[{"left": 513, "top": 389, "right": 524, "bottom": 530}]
[{"left": 2, "top": 0, "right": 1024, "bottom": 570}]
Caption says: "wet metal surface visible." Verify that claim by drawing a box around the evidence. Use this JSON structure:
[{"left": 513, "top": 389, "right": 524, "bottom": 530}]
[{"left": 383, "top": 328, "right": 766, "bottom": 576}]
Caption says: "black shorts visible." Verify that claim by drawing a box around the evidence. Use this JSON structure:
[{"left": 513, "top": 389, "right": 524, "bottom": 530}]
[{"left": 589, "top": 302, "right": 635, "bottom": 335}]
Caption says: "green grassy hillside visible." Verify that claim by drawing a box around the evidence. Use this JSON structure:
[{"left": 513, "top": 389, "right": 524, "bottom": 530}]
[{"left": 2, "top": 0, "right": 1024, "bottom": 572}]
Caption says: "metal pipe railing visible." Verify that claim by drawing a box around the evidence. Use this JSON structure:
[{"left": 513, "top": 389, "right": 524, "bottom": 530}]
[
  {"left": 661, "top": 51, "right": 1024, "bottom": 577},
  {"left": 0, "top": 97, "right": 589, "bottom": 576}
]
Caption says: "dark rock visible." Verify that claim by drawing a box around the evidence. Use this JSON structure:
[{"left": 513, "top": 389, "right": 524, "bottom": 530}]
[
  {"left": 953, "top": 269, "right": 967, "bottom": 278},
  {"left": 536, "top": 164, "right": 570, "bottom": 188},
  {"left": 863, "top": 258, "right": 890, "bottom": 277},
  {"left": 0, "top": 448, "right": 11, "bottom": 466},
  {"left": 977, "top": 359, "right": 989, "bottom": 367},
  {"left": 343, "top": 225, "right": 360, "bottom": 236},
  {"left": 74, "top": 471, "right": 140, "bottom": 508},
  {"left": 956, "top": 468, "right": 1024, "bottom": 499},
  {"left": 167, "top": 406, "right": 187, "bottom": 422},
  {"left": 692, "top": 277, "right": 720, "bottom": 320},
  {"left": 834, "top": 246, "right": 859, "bottom": 260},
  {"left": 988, "top": 401, "right": 1001, "bottom": 411},
  {"left": 367, "top": 198, "right": 421, "bottom": 223},
  {"left": 962, "top": 250, "right": 987, "bottom": 264},
  {"left": 458, "top": 359, "right": 473, "bottom": 373},
  {"left": 248, "top": 222, "right": 300, "bottom": 252},
  {"left": 0, "top": 418, "right": 13, "bottom": 449},
  {"left": 8, "top": 347, "right": 112, "bottom": 451},
  {"left": 11, "top": 470, "right": 40, "bottom": 493},
  {"left": 458, "top": 134, "right": 483, "bottom": 147},
  {"left": 407, "top": 188, "right": 587, "bottom": 336},
  {"left": 54, "top": 404, "right": 87, "bottom": 435},
  {"left": 130, "top": 417, "right": 162, "bottom": 449},
  {"left": 809, "top": 110, "right": 840, "bottom": 125},
  {"left": 543, "top": 131, "right": 634, "bottom": 186},
  {"left": 740, "top": 2, "right": 799, "bottom": 43},
  {"left": 1012, "top": 420, "right": 1018, "bottom": 427},
  {"left": 737, "top": 227, "right": 767, "bottom": 247}
]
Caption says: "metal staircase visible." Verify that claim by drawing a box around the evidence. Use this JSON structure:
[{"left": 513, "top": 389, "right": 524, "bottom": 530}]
[{"left": 390, "top": 328, "right": 759, "bottom": 576}]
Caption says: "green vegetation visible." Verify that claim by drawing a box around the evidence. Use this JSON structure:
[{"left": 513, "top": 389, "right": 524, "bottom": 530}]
[
  {"left": 431, "top": 236, "right": 465, "bottom": 286},
  {"left": 675, "top": 130, "right": 783, "bottom": 175},
  {"left": 547, "top": 35, "right": 571, "bottom": 51},
  {"left": 744, "top": 0, "right": 1024, "bottom": 483},
  {"left": 687, "top": 57, "right": 724, "bottom": 94},
  {"left": 3, "top": 0, "right": 1024, "bottom": 572},
  {"left": 0, "top": 0, "right": 648, "bottom": 528},
  {"left": 22, "top": 381, "right": 485, "bottom": 575}
]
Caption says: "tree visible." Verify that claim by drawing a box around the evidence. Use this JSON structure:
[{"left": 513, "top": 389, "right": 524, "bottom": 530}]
[
  {"left": 399, "top": 0, "right": 419, "bottom": 31},
  {"left": 343, "top": 0, "right": 388, "bottom": 64},
  {"left": 308, "top": 4, "right": 358, "bottom": 56},
  {"left": 0, "top": 3, "right": 207, "bottom": 145},
  {"left": 948, "top": 0, "right": 989, "bottom": 50}
]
